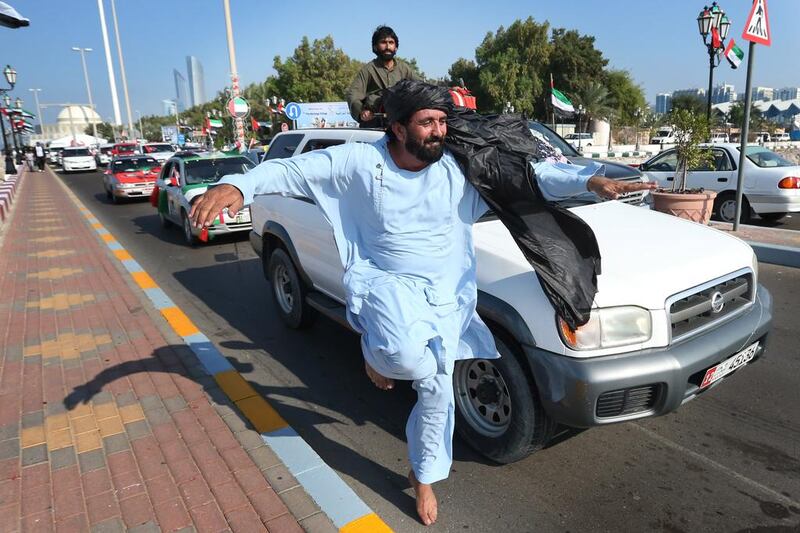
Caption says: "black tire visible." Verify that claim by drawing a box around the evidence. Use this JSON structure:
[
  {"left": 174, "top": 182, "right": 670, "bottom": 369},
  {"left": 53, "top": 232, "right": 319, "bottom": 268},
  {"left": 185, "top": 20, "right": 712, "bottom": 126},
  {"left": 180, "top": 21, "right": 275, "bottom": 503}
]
[
  {"left": 714, "top": 192, "right": 750, "bottom": 224},
  {"left": 159, "top": 210, "right": 173, "bottom": 228},
  {"left": 454, "top": 337, "right": 555, "bottom": 464},
  {"left": 267, "top": 248, "right": 315, "bottom": 329},
  {"left": 759, "top": 212, "right": 787, "bottom": 222},
  {"left": 181, "top": 211, "right": 197, "bottom": 246}
]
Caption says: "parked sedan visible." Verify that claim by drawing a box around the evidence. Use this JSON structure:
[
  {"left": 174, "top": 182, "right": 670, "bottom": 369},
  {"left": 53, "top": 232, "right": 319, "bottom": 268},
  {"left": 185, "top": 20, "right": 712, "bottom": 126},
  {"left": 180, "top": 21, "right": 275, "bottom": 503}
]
[
  {"left": 102, "top": 155, "right": 160, "bottom": 204},
  {"left": 155, "top": 152, "right": 255, "bottom": 245},
  {"left": 640, "top": 143, "right": 800, "bottom": 222}
]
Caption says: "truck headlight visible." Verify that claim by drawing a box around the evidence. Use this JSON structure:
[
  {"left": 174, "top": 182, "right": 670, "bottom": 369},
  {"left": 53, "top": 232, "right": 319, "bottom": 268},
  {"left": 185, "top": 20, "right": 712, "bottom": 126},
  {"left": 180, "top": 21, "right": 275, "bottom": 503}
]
[{"left": 558, "top": 306, "right": 652, "bottom": 350}]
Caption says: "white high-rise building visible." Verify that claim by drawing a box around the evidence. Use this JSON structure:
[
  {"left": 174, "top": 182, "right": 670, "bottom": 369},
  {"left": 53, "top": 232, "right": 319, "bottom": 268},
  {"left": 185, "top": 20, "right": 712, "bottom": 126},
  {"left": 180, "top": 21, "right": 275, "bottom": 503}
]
[
  {"left": 776, "top": 87, "right": 800, "bottom": 101},
  {"left": 751, "top": 86, "right": 774, "bottom": 101},
  {"left": 712, "top": 84, "right": 736, "bottom": 104},
  {"left": 186, "top": 56, "right": 206, "bottom": 108}
]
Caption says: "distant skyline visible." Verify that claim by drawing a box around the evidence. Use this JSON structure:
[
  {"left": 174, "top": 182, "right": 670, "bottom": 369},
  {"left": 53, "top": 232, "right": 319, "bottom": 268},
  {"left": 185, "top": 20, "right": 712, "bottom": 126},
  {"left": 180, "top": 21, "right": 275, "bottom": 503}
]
[{"left": 2, "top": 0, "right": 798, "bottom": 124}]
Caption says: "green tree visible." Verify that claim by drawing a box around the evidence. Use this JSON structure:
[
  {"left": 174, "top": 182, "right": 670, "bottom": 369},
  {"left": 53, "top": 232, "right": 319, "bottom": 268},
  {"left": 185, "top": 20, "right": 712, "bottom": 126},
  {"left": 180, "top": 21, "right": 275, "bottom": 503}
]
[
  {"left": 668, "top": 109, "right": 713, "bottom": 192},
  {"left": 272, "top": 35, "right": 363, "bottom": 102},
  {"left": 85, "top": 122, "right": 116, "bottom": 141},
  {"left": 548, "top": 28, "right": 607, "bottom": 98},
  {"left": 472, "top": 17, "right": 552, "bottom": 115},
  {"left": 604, "top": 69, "right": 647, "bottom": 126},
  {"left": 726, "top": 101, "right": 766, "bottom": 136},
  {"left": 670, "top": 93, "right": 706, "bottom": 116},
  {"left": 574, "top": 81, "right": 613, "bottom": 123}
]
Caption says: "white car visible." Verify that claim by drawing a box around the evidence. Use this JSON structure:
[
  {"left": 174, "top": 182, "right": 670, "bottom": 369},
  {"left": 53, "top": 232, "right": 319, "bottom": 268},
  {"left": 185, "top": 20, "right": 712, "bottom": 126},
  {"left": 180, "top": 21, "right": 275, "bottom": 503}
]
[
  {"left": 95, "top": 144, "right": 115, "bottom": 166},
  {"left": 61, "top": 147, "right": 97, "bottom": 173},
  {"left": 710, "top": 132, "right": 729, "bottom": 143},
  {"left": 563, "top": 132, "right": 593, "bottom": 149},
  {"left": 247, "top": 128, "right": 772, "bottom": 463},
  {"left": 640, "top": 143, "right": 800, "bottom": 222},
  {"left": 774, "top": 133, "right": 791, "bottom": 142},
  {"left": 155, "top": 152, "right": 255, "bottom": 245},
  {"left": 141, "top": 142, "right": 177, "bottom": 164},
  {"left": 651, "top": 126, "right": 676, "bottom": 145}
]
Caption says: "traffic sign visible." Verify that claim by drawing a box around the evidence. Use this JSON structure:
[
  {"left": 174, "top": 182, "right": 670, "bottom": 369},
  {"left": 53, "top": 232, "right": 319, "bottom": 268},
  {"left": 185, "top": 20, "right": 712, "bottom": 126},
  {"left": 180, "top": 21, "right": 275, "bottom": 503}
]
[
  {"left": 284, "top": 102, "right": 301, "bottom": 120},
  {"left": 742, "top": 0, "right": 771, "bottom": 46},
  {"left": 226, "top": 97, "right": 250, "bottom": 118},
  {"left": 177, "top": 134, "right": 186, "bottom": 145}
]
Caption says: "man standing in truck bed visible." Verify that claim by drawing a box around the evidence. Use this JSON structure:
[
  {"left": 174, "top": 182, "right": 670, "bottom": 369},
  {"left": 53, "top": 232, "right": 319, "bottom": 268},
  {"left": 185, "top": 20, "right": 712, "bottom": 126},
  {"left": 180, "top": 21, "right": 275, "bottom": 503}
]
[{"left": 346, "top": 25, "right": 421, "bottom": 128}]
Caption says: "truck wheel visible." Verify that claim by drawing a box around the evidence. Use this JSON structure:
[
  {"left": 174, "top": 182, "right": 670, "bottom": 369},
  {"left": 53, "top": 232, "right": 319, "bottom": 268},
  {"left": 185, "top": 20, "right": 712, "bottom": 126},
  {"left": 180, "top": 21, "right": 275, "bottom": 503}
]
[
  {"left": 454, "top": 337, "right": 555, "bottom": 464},
  {"left": 268, "top": 248, "right": 315, "bottom": 329},
  {"left": 714, "top": 192, "right": 750, "bottom": 224}
]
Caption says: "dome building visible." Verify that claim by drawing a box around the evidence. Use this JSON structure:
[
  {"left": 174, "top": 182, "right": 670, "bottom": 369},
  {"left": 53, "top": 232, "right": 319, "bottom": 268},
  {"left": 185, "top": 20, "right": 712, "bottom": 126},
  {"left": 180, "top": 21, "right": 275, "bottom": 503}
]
[{"left": 33, "top": 105, "right": 103, "bottom": 143}]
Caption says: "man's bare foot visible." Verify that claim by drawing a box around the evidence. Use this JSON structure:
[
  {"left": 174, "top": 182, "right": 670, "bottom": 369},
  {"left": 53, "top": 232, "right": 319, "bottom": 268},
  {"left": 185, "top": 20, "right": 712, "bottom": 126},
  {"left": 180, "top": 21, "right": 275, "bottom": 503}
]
[
  {"left": 408, "top": 470, "right": 438, "bottom": 526},
  {"left": 365, "top": 362, "right": 394, "bottom": 390}
]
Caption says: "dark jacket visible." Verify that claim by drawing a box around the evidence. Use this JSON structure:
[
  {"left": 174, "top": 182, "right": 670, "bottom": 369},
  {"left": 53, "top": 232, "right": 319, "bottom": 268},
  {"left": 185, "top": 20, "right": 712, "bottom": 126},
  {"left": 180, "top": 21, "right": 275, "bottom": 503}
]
[{"left": 445, "top": 109, "right": 601, "bottom": 329}]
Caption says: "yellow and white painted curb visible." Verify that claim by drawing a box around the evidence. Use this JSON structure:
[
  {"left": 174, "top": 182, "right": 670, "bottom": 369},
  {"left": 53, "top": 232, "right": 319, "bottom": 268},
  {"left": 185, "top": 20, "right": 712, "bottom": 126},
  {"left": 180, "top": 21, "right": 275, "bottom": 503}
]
[{"left": 59, "top": 180, "right": 392, "bottom": 532}]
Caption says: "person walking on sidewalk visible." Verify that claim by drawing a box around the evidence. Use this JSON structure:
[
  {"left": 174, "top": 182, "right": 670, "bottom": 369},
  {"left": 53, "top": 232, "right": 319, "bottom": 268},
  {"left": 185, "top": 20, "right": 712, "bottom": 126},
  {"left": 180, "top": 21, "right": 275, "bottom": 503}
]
[
  {"left": 346, "top": 25, "right": 421, "bottom": 128},
  {"left": 25, "top": 148, "right": 34, "bottom": 172},
  {"left": 189, "top": 80, "right": 655, "bottom": 526},
  {"left": 34, "top": 142, "right": 46, "bottom": 171}
]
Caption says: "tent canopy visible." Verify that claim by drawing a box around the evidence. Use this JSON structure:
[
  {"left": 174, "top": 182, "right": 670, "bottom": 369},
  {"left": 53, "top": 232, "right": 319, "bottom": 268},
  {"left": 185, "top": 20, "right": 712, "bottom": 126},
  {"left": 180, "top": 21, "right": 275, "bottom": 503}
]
[{"left": 48, "top": 134, "right": 107, "bottom": 148}]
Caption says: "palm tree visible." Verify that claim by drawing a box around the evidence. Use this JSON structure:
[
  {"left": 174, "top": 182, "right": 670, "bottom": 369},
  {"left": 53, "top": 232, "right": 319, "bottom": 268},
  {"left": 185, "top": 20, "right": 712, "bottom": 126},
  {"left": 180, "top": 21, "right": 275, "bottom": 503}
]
[{"left": 575, "top": 82, "right": 613, "bottom": 126}]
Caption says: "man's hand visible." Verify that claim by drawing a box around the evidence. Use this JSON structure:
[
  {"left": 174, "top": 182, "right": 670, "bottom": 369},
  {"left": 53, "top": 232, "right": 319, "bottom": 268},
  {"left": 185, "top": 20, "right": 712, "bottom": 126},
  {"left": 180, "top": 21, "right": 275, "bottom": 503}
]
[
  {"left": 587, "top": 176, "right": 658, "bottom": 200},
  {"left": 360, "top": 109, "right": 374, "bottom": 122},
  {"left": 188, "top": 184, "right": 244, "bottom": 228}
]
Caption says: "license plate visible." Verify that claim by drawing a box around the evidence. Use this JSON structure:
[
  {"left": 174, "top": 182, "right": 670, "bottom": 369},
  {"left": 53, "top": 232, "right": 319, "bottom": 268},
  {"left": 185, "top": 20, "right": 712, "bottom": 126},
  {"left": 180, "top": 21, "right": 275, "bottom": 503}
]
[{"left": 700, "top": 341, "right": 759, "bottom": 389}]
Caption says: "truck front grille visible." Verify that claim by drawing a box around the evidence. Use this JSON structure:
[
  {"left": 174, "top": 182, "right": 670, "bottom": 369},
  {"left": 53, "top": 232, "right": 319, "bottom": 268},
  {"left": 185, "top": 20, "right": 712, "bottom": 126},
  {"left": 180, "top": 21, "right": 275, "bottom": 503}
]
[
  {"left": 668, "top": 271, "right": 754, "bottom": 342},
  {"left": 596, "top": 384, "right": 660, "bottom": 418},
  {"left": 614, "top": 176, "right": 647, "bottom": 206}
]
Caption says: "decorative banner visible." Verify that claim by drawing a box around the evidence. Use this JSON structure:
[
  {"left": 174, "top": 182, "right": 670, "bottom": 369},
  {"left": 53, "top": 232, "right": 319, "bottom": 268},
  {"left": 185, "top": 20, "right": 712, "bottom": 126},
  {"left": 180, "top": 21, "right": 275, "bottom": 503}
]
[
  {"left": 291, "top": 102, "right": 358, "bottom": 130},
  {"left": 226, "top": 97, "right": 250, "bottom": 118},
  {"left": 161, "top": 125, "right": 179, "bottom": 144}
]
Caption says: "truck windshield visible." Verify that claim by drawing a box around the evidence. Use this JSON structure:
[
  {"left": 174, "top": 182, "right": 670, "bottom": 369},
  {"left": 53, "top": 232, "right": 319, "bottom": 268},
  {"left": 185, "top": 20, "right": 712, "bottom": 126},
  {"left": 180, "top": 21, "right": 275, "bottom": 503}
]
[
  {"left": 184, "top": 157, "right": 254, "bottom": 184},
  {"left": 527, "top": 121, "right": 579, "bottom": 157}
]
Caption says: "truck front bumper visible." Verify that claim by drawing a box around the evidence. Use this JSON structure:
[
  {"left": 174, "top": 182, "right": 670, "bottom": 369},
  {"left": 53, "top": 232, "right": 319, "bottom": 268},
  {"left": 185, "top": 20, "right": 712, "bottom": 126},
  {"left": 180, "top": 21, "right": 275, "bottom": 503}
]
[{"left": 524, "top": 284, "right": 772, "bottom": 428}]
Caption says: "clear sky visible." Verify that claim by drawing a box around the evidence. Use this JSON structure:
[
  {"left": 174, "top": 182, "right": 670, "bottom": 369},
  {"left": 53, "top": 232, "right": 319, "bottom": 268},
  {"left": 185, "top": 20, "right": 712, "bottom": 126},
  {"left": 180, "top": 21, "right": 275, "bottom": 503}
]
[{"left": 2, "top": 0, "right": 798, "bottom": 125}]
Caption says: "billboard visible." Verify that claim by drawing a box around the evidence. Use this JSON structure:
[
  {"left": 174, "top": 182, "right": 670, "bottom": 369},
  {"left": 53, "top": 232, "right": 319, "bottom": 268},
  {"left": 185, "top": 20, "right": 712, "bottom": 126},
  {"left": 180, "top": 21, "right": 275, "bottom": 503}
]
[
  {"left": 161, "top": 125, "right": 179, "bottom": 144},
  {"left": 292, "top": 102, "right": 358, "bottom": 129}
]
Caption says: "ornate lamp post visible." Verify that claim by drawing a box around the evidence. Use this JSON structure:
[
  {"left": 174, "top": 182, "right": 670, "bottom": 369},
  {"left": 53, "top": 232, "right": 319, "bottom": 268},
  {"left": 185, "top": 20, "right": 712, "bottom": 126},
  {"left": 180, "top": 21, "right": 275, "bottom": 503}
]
[
  {"left": 697, "top": 3, "right": 731, "bottom": 122},
  {"left": 634, "top": 107, "right": 642, "bottom": 152},
  {"left": 0, "top": 65, "right": 17, "bottom": 173}
]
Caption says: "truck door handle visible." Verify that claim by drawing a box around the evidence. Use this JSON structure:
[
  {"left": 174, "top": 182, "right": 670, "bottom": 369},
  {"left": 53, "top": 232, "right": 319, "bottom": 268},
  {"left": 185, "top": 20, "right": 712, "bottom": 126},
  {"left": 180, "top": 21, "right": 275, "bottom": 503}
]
[
  {"left": 666, "top": 177, "right": 674, "bottom": 181},
  {"left": 717, "top": 178, "right": 728, "bottom": 182}
]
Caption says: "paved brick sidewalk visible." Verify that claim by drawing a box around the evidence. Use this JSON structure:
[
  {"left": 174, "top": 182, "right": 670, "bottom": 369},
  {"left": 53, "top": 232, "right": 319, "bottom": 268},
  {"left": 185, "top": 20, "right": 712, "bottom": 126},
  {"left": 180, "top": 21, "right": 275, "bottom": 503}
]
[{"left": 0, "top": 170, "right": 307, "bottom": 531}]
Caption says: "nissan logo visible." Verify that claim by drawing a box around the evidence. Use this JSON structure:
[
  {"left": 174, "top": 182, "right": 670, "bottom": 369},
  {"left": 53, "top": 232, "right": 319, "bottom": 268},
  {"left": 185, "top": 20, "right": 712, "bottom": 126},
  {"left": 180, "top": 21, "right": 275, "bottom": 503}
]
[{"left": 711, "top": 291, "right": 725, "bottom": 313}]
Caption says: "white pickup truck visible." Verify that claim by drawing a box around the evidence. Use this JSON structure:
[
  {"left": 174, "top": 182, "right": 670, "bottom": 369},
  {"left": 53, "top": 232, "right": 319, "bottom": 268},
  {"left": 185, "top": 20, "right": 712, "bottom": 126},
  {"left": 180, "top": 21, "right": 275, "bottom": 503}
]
[{"left": 247, "top": 125, "right": 773, "bottom": 463}]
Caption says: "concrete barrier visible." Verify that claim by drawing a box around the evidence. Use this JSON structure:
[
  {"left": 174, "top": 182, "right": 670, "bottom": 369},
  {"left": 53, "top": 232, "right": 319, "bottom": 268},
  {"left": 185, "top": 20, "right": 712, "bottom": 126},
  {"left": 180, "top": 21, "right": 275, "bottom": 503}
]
[{"left": 0, "top": 166, "right": 22, "bottom": 223}]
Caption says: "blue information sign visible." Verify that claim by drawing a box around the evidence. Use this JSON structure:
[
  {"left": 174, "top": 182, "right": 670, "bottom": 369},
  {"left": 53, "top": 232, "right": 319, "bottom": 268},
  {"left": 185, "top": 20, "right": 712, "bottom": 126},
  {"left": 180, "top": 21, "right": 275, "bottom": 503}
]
[
  {"left": 177, "top": 134, "right": 186, "bottom": 145},
  {"left": 284, "top": 102, "right": 302, "bottom": 120}
]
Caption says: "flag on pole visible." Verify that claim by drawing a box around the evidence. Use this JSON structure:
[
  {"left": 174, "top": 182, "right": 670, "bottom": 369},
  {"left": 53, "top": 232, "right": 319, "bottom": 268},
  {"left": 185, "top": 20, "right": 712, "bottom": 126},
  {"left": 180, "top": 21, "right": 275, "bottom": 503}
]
[
  {"left": 550, "top": 74, "right": 575, "bottom": 115},
  {"left": 724, "top": 39, "right": 744, "bottom": 69},
  {"left": 711, "top": 26, "right": 722, "bottom": 49},
  {"left": 250, "top": 116, "right": 260, "bottom": 131}
]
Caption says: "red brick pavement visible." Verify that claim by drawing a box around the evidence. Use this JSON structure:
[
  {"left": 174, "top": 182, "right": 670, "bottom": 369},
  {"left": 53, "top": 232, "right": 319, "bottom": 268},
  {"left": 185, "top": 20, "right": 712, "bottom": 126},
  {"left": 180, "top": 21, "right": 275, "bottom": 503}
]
[{"left": 0, "top": 169, "right": 305, "bottom": 531}]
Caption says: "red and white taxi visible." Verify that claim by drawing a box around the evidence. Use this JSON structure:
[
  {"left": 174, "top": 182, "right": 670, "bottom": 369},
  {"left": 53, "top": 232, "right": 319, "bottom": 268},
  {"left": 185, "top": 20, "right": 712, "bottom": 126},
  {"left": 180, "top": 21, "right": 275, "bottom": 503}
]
[{"left": 102, "top": 155, "right": 161, "bottom": 204}]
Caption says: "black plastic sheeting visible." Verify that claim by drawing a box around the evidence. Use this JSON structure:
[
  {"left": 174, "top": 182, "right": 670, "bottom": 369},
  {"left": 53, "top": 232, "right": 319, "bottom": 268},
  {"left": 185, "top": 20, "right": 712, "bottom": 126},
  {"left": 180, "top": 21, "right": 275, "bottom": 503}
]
[{"left": 445, "top": 109, "right": 601, "bottom": 329}]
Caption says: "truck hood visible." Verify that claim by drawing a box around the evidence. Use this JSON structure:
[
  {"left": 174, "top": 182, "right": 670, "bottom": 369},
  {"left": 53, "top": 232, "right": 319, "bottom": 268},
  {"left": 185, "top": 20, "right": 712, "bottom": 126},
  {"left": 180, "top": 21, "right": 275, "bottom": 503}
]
[{"left": 474, "top": 201, "right": 755, "bottom": 310}]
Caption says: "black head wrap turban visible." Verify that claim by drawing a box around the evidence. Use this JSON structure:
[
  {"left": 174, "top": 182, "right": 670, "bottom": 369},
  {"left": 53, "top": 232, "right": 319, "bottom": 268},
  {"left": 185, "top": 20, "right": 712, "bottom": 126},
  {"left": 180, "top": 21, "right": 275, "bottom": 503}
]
[{"left": 383, "top": 80, "right": 453, "bottom": 125}]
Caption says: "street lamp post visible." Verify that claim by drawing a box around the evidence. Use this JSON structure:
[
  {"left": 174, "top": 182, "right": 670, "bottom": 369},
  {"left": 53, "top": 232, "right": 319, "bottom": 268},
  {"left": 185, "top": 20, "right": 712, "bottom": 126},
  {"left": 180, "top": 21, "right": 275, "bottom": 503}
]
[
  {"left": 1, "top": 65, "right": 17, "bottom": 173},
  {"left": 12, "top": 97, "right": 23, "bottom": 161},
  {"left": 28, "top": 88, "right": 43, "bottom": 135},
  {"left": 634, "top": 107, "right": 642, "bottom": 152},
  {"left": 577, "top": 104, "right": 584, "bottom": 151},
  {"left": 71, "top": 47, "right": 98, "bottom": 139},
  {"left": 697, "top": 3, "right": 731, "bottom": 123},
  {"left": 135, "top": 110, "right": 143, "bottom": 140}
]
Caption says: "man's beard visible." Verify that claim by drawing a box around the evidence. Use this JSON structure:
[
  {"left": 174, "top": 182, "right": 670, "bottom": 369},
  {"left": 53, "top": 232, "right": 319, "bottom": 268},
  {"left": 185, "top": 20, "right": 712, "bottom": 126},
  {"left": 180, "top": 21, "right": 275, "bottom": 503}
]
[
  {"left": 405, "top": 133, "right": 444, "bottom": 163},
  {"left": 376, "top": 49, "right": 396, "bottom": 61}
]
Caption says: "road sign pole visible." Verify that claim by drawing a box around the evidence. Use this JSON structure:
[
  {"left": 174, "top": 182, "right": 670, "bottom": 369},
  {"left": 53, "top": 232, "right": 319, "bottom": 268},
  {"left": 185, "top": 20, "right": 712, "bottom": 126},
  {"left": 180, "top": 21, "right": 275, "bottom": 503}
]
[{"left": 733, "top": 40, "right": 756, "bottom": 231}]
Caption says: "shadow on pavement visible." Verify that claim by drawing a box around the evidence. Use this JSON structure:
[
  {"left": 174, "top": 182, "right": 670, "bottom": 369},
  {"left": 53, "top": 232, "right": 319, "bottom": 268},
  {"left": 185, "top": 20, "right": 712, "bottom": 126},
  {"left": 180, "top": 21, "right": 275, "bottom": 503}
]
[{"left": 130, "top": 213, "right": 251, "bottom": 248}]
